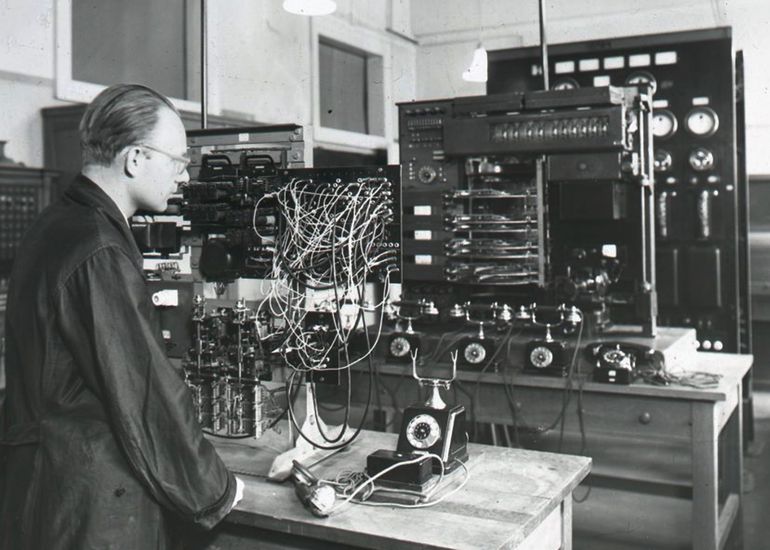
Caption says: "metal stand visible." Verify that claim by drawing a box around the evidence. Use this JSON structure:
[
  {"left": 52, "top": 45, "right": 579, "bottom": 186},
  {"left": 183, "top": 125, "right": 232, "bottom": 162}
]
[{"left": 268, "top": 382, "right": 351, "bottom": 480}]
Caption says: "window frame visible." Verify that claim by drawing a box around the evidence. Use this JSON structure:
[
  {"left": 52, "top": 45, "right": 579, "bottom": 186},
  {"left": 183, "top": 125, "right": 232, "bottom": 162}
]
[
  {"left": 54, "top": 0, "right": 209, "bottom": 114},
  {"left": 318, "top": 38, "right": 371, "bottom": 136},
  {"left": 311, "top": 16, "right": 391, "bottom": 155}
]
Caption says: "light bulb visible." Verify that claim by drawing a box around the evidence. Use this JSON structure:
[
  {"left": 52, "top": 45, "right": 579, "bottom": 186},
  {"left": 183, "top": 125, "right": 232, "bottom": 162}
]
[{"left": 282, "top": 0, "right": 337, "bottom": 16}]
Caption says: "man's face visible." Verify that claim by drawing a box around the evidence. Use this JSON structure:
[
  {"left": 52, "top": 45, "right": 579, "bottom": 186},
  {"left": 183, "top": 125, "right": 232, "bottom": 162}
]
[{"left": 128, "top": 107, "right": 189, "bottom": 213}]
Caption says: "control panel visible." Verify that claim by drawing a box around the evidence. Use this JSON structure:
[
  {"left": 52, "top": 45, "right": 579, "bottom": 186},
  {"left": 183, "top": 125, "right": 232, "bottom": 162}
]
[{"left": 488, "top": 27, "right": 747, "bottom": 353}]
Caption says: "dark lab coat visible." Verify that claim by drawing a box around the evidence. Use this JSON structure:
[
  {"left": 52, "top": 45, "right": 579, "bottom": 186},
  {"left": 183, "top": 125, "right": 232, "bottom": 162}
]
[{"left": 0, "top": 175, "right": 236, "bottom": 549}]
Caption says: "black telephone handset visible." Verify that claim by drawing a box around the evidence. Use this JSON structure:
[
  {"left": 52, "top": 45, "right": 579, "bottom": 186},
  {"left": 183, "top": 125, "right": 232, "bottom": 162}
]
[{"left": 586, "top": 341, "right": 665, "bottom": 385}]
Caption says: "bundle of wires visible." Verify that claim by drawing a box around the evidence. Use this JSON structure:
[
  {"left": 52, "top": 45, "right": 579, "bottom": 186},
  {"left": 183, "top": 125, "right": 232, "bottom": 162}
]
[
  {"left": 322, "top": 453, "right": 471, "bottom": 512},
  {"left": 253, "top": 176, "right": 398, "bottom": 448},
  {"left": 258, "top": 176, "right": 397, "bottom": 373}
]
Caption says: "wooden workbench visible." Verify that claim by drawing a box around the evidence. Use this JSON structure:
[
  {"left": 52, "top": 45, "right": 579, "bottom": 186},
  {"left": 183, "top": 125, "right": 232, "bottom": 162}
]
[
  {"left": 352, "top": 328, "right": 751, "bottom": 550},
  {"left": 204, "top": 430, "right": 591, "bottom": 550}
]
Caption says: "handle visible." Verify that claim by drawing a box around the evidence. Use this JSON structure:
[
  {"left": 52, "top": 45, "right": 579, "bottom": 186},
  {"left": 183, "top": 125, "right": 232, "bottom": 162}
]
[
  {"left": 242, "top": 154, "right": 276, "bottom": 170},
  {"left": 201, "top": 154, "right": 232, "bottom": 170}
]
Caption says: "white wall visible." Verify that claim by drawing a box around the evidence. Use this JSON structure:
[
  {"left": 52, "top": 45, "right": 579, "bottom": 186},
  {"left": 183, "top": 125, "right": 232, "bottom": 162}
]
[
  {"left": 0, "top": 1, "right": 65, "bottom": 166},
  {"left": 411, "top": 0, "right": 770, "bottom": 173},
  {"left": 0, "top": 0, "right": 418, "bottom": 167},
  {"left": 207, "top": 2, "right": 313, "bottom": 125},
  {"left": 1, "top": 1, "right": 768, "bottom": 171}
]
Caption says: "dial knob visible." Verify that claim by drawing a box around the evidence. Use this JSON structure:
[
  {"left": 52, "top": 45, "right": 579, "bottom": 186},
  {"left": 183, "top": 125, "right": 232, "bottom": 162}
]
[
  {"left": 654, "top": 149, "right": 673, "bottom": 172},
  {"left": 529, "top": 346, "right": 554, "bottom": 369},
  {"left": 417, "top": 165, "right": 438, "bottom": 184},
  {"left": 463, "top": 342, "right": 487, "bottom": 365},
  {"left": 389, "top": 336, "right": 411, "bottom": 358},
  {"left": 405, "top": 414, "right": 441, "bottom": 449},
  {"left": 689, "top": 148, "right": 715, "bottom": 172},
  {"left": 602, "top": 348, "right": 629, "bottom": 366}
]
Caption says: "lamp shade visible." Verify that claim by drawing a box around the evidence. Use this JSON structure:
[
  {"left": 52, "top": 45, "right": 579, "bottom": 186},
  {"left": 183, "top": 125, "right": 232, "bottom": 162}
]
[
  {"left": 462, "top": 45, "right": 488, "bottom": 83},
  {"left": 282, "top": 0, "right": 337, "bottom": 16}
]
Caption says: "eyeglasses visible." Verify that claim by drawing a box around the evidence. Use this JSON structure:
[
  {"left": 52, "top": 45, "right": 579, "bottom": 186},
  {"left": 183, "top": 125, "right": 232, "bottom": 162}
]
[{"left": 136, "top": 143, "right": 191, "bottom": 174}]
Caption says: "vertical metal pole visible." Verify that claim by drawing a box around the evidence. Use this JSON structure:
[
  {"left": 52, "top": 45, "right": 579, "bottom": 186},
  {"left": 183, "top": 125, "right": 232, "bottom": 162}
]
[
  {"left": 644, "top": 98, "right": 658, "bottom": 336},
  {"left": 201, "top": 0, "right": 208, "bottom": 129},
  {"left": 536, "top": 157, "right": 547, "bottom": 286},
  {"left": 538, "top": 0, "right": 550, "bottom": 287},
  {"left": 539, "top": 0, "right": 549, "bottom": 90}
]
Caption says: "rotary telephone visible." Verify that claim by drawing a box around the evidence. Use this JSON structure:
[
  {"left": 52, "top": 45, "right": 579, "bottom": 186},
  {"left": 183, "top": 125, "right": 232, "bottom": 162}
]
[
  {"left": 586, "top": 341, "right": 665, "bottom": 384},
  {"left": 522, "top": 304, "right": 583, "bottom": 376},
  {"left": 395, "top": 350, "right": 468, "bottom": 472},
  {"left": 365, "top": 351, "right": 468, "bottom": 488}
]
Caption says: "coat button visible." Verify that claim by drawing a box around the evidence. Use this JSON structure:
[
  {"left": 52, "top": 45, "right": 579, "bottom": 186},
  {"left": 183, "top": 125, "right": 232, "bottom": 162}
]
[{"left": 114, "top": 487, "right": 126, "bottom": 497}]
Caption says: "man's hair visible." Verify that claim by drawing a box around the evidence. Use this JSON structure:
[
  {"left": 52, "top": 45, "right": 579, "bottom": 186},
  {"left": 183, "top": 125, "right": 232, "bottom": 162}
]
[{"left": 79, "top": 83, "right": 179, "bottom": 167}]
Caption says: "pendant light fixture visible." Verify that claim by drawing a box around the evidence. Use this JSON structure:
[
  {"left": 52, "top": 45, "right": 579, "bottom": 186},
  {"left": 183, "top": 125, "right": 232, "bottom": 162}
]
[{"left": 282, "top": 0, "right": 337, "bottom": 16}]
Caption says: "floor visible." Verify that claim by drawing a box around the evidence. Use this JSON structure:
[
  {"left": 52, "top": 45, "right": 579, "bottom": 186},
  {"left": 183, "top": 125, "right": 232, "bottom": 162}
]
[{"left": 572, "top": 389, "right": 770, "bottom": 549}]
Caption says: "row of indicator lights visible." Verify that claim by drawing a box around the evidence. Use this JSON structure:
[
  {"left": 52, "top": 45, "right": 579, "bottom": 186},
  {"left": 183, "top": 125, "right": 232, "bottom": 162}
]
[
  {"left": 490, "top": 117, "right": 611, "bottom": 142},
  {"left": 659, "top": 175, "right": 722, "bottom": 185},
  {"left": 696, "top": 339, "right": 724, "bottom": 351},
  {"left": 533, "top": 50, "right": 678, "bottom": 76}
]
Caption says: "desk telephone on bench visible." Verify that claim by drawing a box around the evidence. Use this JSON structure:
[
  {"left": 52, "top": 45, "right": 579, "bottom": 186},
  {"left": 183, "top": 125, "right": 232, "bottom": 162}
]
[{"left": 367, "top": 351, "right": 469, "bottom": 487}]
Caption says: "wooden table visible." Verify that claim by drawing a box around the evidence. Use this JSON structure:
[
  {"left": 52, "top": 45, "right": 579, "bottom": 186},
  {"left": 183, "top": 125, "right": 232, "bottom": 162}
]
[
  {"left": 357, "top": 329, "right": 750, "bottom": 550},
  {"left": 206, "top": 430, "right": 591, "bottom": 550}
]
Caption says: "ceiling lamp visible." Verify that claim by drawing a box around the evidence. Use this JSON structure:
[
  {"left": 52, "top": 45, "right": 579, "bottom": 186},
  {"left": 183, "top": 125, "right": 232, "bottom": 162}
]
[
  {"left": 462, "top": 44, "right": 488, "bottom": 83},
  {"left": 282, "top": 0, "right": 337, "bottom": 16}
]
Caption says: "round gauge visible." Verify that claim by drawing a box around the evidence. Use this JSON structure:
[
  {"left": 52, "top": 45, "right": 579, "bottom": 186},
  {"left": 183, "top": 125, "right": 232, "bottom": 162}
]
[
  {"left": 388, "top": 336, "right": 411, "bottom": 358},
  {"left": 685, "top": 107, "right": 719, "bottom": 137},
  {"left": 529, "top": 346, "right": 554, "bottom": 369},
  {"left": 463, "top": 341, "right": 487, "bottom": 365},
  {"left": 417, "top": 165, "right": 438, "bottom": 184},
  {"left": 654, "top": 149, "right": 673, "bottom": 172},
  {"left": 405, "top": 413, "right": 441, "bottom": 449},
  {"left": 625, "top": 71, "right": 657, "bottom": 95},
  {"left": 689, "top": 148, "right": 715, "bottom": 171},
  {"left": 652, "top": 110, "right": 678, "bottom": 139},
  {"left": 551, "top": 77, "right": 579, "bottom": 91}
]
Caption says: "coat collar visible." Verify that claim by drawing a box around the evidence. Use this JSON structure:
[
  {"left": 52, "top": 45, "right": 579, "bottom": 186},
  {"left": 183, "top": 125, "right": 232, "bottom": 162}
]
[{"left": 65, "top": 174, "right": 143, "bottom": 266}]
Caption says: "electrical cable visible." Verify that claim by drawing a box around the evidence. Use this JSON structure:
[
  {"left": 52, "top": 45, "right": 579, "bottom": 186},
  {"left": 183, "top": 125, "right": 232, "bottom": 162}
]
[
  {"left": 556, "top": 320, "right": 584, "bottom": 452},
  {"left": 259, "top": 175, "right": 395, "bottom": 448},
  {"left": 355, "top": 462, "right": 470, "bottom": 509},
  {"left": 572, "top": 370, "right": 592, "bottom": 503},
  {"left": 324, "top": 454, "right": 470, "bottom": 512},
  {"left": 468, "top": 323, "right": 516, "bottom": 442}
]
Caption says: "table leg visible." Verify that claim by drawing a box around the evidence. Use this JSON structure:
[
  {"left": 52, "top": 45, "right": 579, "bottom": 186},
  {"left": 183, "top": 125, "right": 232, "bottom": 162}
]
[
  {"left": 561, "top": 495, "right": 573, "bottom": 550},
  {"left": 721, "top": 385, "right": 743, "bottom": 549},
  {"left": 692, "top": 402, "right": 719, "bottom": 550}
]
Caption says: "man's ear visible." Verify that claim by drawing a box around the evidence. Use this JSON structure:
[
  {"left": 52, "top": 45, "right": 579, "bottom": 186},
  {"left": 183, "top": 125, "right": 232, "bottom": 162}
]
[{"left": 123, "top": 146, "right": 143, "bottom": 178}]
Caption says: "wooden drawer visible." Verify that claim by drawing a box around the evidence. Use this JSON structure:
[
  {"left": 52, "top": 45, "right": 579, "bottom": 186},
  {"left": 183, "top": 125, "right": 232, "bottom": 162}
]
[{"left": 468, "top": 382, "right": 692, "bottom": 439}]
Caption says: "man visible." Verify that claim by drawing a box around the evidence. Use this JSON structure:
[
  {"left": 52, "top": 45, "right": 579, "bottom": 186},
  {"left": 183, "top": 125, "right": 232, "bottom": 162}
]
[{"left": 0, "top": 84, "right": 243, "bottom": 549}]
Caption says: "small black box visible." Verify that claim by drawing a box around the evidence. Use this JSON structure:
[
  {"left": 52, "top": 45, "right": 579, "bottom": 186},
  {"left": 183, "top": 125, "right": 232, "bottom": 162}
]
[{"left": 366, "top": 450, "right": 433, "bottom": 485}]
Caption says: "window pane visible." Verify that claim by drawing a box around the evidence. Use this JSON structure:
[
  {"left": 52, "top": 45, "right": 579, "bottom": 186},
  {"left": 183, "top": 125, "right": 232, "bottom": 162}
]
[
  {"left": 72, "top": 0, "right": 200, "bottom": 101},
  {"left": 319, "top": 40, "right": 368, "bottom": 134}
]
